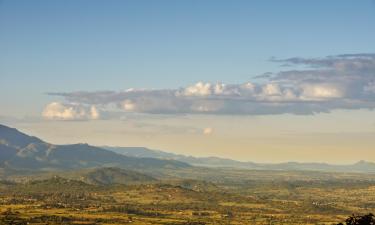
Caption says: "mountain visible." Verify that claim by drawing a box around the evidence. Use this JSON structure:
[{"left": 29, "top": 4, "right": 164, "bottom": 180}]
[
  {"left": 104, "top": 146, "right": 375, "bottom": 173},
  {"left": 0, "top": 124, "right": 43, "bottom": 148},
  {"left": 2, "top": 124, "right": 375, "bottom": 174},
  {"left": 103, "top": 146, "right": 259, "bottom": 168},
  {"left": 0, "top": 124, "right": 190, "bottom": 171},
  {"left": 0, "top": 144, "right": 16, "bottom": 163}
]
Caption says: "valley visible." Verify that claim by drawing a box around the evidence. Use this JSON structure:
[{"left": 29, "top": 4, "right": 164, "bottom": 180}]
[
  {"left": 1, "top": 124, "right": 374, "bottom": 224},
  {"left": 1, "top": 168, "right": 375, "bottom": 224}
]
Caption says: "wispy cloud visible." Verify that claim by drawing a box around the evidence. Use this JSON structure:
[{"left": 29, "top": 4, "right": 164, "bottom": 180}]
[{"left": 43, "top": 53, "right": 375, "bottom": 119}]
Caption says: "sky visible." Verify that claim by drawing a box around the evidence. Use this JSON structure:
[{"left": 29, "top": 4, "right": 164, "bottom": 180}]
[{"left": 1, "top": 0, "right": 375, "bottom": 163}]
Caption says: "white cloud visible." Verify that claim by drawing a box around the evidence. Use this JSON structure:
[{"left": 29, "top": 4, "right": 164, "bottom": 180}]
[
  {"left": 242, "top": 82, "right": 255, "bottom": 91},
  {"left": 300, "top": 84, "right": 343, "bottom": 100},
  {"left": 214, "top": 83, "right": 226, "bottom": 94},
  {"left": 122, "top": 99, "right": 136, "bottom": 111},
  {"left": 42, "top": 102, "right": 100, "bottom": 120},
  {"left": 45, "top": 54, "right": 375, "bottom": 116},
  {"left": 262, "top": 83, "right": 281, "bottom": 96},
  {"left": 180, "top": 82, "right": 212, "bottom": 96}
]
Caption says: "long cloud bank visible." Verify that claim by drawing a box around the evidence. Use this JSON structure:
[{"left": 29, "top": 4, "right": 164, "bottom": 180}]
[{"left": 43, "top": 53, "right": 375, "bottom": 120}]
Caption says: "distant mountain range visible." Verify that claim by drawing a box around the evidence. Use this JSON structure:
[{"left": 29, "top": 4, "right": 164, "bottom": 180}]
[
  {"left": 103, "top": 146, "right": 375, "bottom": 173},
  {"left": 0, "top": 124, "right": 189, "bottom": 171},
  {"left": 1, "top": 124, "right": 375, "bottom": 174}
]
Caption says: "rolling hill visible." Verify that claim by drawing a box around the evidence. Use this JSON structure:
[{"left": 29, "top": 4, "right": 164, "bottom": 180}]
[{"left": 80, "top": 167, "right": 157, "bottom": 185}]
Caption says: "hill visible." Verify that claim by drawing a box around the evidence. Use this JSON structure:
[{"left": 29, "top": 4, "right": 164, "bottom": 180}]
[{"left": 81, "top": 167, "right": 157, "bottom": 185}]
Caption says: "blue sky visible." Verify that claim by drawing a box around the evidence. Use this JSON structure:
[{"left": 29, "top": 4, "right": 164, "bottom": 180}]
[
  {"left": 1, "top": 0, "right": 375, "bottom": 92},
  {"left": 1, "top": 1, "right": 375, "bottom": 162}
]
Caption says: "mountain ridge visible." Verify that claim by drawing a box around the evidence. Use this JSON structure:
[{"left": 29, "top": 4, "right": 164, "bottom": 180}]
[
  {"left": 103, "top": 146, "right": 375, "bottom": 173},
  {"left": 0, "top": 124, "right": 190, "bottom": 171},
  {"left": 2, "top": 124, "right": 375, "bottom": 174}
]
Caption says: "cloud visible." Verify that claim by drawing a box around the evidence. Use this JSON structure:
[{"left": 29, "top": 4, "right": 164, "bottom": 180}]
[
  {"left": 90, "top": 105, "right": 100, "bottom": 120},
  {"left": 44, "top": 53, "right": 375, "bottom": 117},
  {"left": 203, "top": 127, "right": 214, "bottom": 135},
  {"left": 42, "top": 102, "right": 100, "bottom": 120},
  {"left": 122, "top": 99, "right": 136, "bottom": 112},
  {"left": 300, "top": 83, "right": 343, "bottom": 100},
  {"left": 180, "top": 82, "right": 212, "bottom": 96}
]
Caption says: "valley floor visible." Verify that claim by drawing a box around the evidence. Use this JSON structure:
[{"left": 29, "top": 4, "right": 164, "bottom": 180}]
[{"left": 1, "top": 169, "right": 375, "bottom": 224}]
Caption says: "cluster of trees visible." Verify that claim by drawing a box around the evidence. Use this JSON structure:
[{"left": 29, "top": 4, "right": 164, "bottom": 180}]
[
  {"left": 337, "top": 213, "right": 375, "bottom": 225},
  {"left": 0, "top": 208, "right": 73, "bottom": 225},
  {"left": 103, "top": 205, "right": 165, "bottom": 217}
]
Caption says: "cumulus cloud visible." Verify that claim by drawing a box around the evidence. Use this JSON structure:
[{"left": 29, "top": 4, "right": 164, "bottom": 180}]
[
  {"left": 44, "top": 53, "right": 375, "bottom": 117},
  {"left": 180, "top": 82, "right": 212, "bottom": 96},
  {"left": 42, "top": 102, "right": 100, "bottom": 120}
]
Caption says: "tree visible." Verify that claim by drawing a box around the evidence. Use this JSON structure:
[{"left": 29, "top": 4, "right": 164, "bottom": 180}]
[{"left": 337, "top": 213, "right": 375, "bottom": 225}]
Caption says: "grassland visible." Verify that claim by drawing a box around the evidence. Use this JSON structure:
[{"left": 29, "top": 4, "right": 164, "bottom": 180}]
[{"left": 1, "top": 168, "right": 375, "bottom": 224}]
